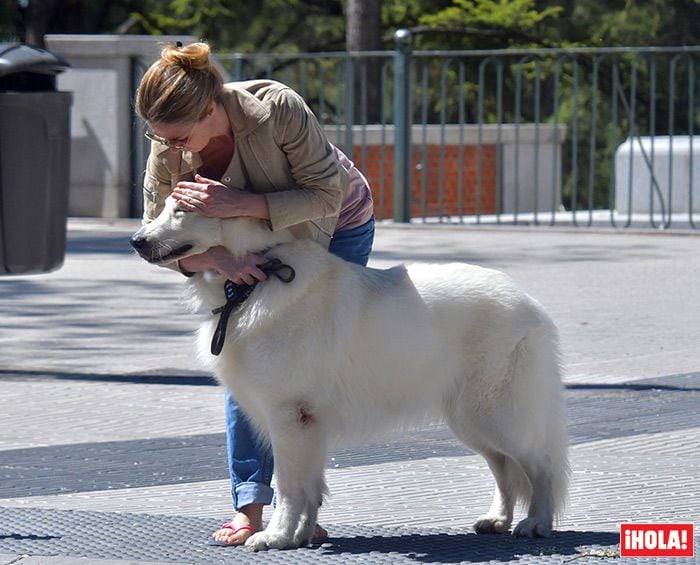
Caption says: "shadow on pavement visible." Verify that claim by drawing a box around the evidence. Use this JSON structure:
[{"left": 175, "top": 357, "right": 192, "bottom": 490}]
[
  {"left": 0, "top": 367, "right": 216, "bottom": 386},
  {"left": 313, "top": 529, "right": 620, "bottom": 563}
]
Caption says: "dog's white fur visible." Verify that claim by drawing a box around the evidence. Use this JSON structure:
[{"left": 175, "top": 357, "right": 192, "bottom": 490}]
[{"left": 133, "top": 198, "right": 570, "bottom": 551}]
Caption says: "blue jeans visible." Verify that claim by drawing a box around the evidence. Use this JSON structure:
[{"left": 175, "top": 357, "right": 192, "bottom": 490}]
[{"left": 225, "top": 217, "right": 375, "bottom": 509}]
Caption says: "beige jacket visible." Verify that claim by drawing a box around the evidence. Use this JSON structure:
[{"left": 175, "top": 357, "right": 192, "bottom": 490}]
[{"left": 142, "top": 80, "right": 349, "bottom": 247}]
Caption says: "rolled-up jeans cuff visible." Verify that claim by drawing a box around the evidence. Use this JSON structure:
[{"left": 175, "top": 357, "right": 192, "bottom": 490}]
[{"left": 233, "top": 481, "right": 274, "bottom": 509}]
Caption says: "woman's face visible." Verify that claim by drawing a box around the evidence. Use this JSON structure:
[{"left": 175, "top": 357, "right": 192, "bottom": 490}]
[{"left": 147, "top": 105, "right": 215, "bottom": 153}]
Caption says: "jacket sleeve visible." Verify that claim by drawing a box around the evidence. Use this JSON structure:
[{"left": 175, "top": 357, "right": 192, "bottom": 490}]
[
  {"left": 141, "top": 148, "right": 173, "bottom": 225},
  {"left": 263, "top": 87, "right": 345, "bottom": 232}
]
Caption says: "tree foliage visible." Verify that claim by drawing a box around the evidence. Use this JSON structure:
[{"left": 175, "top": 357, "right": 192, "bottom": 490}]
[
  {"left": 411, "top": 0, "right": 700, "bottom": 48},
  {"left": 126, "top": 0, "right": 346, "bottom": 53},
  {"left": 418, "top": 0, "right": 563, "bottom": 47},
  {"left": 2, "top": 0, "right": 698, "bottom": 50}
]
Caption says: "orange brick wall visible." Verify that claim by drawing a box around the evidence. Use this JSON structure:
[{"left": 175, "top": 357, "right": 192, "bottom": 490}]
[{"left": 352, "top": 144, "right": 498, "bottom": 219}]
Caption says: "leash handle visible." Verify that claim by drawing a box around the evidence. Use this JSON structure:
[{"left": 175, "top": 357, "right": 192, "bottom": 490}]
[
  {"left": 211, "top": 281, "right": 254, "bottom": 356},
  {"left": 211, "top": 301, "right": 233, "bottom": 356},
  {"left": 209, "top": 257, "right": 294, "bottom": 356},
  {"left": 260, "top": 258, "right": 295, "bottom": 282}
]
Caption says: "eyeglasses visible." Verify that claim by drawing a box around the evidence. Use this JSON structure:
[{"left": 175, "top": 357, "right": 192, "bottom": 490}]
[{"left": 144, "top": 121, "right": 196, "bottom": 150}]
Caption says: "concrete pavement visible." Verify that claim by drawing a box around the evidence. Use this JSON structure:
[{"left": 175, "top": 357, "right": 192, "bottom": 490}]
[{"left": 0, "top": 219, "right": 698, "bottom": 564}]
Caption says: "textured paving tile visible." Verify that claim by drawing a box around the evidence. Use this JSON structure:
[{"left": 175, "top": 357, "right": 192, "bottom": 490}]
[
  {"left": 2, "top": 507, "right": 698, "bottom": 564},
  {"left": 0, "top": 507, "right": 630, "bottom": 564}
]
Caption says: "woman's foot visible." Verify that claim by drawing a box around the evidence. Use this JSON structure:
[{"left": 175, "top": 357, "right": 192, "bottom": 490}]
[
  {"left": 212, "top": 504, "right": 263, "bottom": 545},
  {"left": 211, "top": 504, "right": 328, "bottom": 546}
]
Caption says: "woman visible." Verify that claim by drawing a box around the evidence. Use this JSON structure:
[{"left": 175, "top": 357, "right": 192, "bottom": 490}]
[{"left": 135, "top": 42, "right": 375, "bottom": 545}]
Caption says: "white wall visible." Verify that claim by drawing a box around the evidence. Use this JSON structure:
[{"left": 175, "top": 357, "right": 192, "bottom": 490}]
[
  {"left": 615, "top": 136, "right": 700, "bottom": 214},
  {"left": 45, "top": 34, "right": 197, "bottom": 218}
]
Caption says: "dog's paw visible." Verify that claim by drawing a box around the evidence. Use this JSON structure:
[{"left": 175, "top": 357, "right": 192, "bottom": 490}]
[
  {"left": 473, "top": 515, "right": 511, "bottom": 534},
  {"left": 244, "top": 530, "right": 303, "bottom": 552},
  {"left": 292, "top": 522, "right": 315, "bottom": 547},
  {"left": 513, "top": 517, "right": 552, "bottom": 538}
]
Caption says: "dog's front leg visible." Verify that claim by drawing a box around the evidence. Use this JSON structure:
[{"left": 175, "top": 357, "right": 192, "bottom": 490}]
[{"left": 246, "top": 402, "right": 327, "bottom": 552}]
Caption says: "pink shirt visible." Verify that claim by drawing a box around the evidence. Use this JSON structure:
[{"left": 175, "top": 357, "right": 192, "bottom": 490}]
[{"left": 333, "top": 145, "right": 375, "bottom": 232}]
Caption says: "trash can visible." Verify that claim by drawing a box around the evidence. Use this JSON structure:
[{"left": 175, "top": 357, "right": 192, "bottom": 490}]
[{"left": 0, "top": 43, "right": 72, "bottom": 274}]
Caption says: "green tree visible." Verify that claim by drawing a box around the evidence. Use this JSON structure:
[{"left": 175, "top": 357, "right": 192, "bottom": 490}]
[
  {"left": 416, "top": 0, "right": 563, "bottom": 48},
  {"left": 3, "top": 0, "right": 699, "bottom": 51},
  {"left": 0, "top": 0, "right": 132, "bottom": 47},
  {"left": 125, "top": 0, "right": 347, "bottom": 52},
  {"left": 553, "top": 0, "right": 700, "bottom": 47},
  {"left": 1, "top": 0, "right": 348, "bottom": 51}
]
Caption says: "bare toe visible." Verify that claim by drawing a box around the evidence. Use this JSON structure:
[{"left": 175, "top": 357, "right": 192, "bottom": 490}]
[{"left": 314, "top": 523, "right": 328, "bottom": 539}]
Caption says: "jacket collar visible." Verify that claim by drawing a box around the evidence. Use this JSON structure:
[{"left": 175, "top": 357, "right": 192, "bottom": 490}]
[
  {"left": 151, "top": 81, "right": 272, "bottom": 165},
  {"left": 221, "top": 81, "right": 272, "bottom": 137}
]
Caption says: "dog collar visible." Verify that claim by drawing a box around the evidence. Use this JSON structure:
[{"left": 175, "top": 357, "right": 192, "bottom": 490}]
[{"left": 210, "top": 258, "right": 295, "bottom": 356}]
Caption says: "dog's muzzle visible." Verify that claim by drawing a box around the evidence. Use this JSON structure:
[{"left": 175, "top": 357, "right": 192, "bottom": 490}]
[{"left": 129, "top": 233, "right": 192, "bottom": 264}]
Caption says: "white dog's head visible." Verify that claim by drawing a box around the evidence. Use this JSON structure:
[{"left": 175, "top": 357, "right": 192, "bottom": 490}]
[
  {"left": 130, "top": 196, "right": 293, "bottom": 265},
  {"left": 130, "top": 197, "right": 223, "bottom": 265}
]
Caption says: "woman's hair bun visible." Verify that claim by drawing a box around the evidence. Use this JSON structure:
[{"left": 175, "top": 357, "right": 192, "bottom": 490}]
[
  {"left": 136, "top": 40, "right": 223, "bottom": 123},
  {"left": 160, "top": 41, "right": 212, "bottom": 72}
]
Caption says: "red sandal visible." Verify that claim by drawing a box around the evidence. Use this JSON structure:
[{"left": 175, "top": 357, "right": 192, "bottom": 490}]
[{"left": 207, "top": 522, "right": 256, "bottom": 546}]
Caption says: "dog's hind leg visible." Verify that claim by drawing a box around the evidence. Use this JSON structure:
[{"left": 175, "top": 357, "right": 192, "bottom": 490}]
[
  {"left": 510, "top": 329, "right": 569, "bottom": 538},
  {"left": 472, "top": 450, "right": 520, "bottom": 534},
  {"left": 511, "top": 458, "right": 555, "bottom": 538},
  {"left": 245, "top": 402, "right": 328, "bottom": 552},
  {"left": 481, "top": 329, "right": 568, "bottom": 538},
  {"left": 443, "top": 327, "right": 568, "bottom": 538},
  {"left": 443, "top": 411, "right": 521, "bottom": 535}
]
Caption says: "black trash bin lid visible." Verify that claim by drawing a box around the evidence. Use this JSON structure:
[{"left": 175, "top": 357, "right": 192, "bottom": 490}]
[{"left": 0, "top": 43, "right": 70, "bottom": 78}]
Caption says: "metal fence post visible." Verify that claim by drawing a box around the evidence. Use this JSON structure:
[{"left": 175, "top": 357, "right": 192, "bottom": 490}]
[
  {"left": 393, "top": 29, "right": 412, "bottom": 222},
  {"left": 344, "top": 54, "right": 355, "bottom": 161}
]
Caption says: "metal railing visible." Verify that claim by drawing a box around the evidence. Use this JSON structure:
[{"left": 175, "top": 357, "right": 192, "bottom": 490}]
[{"left": 133, "top": 33, "right": 700, "bottom": 229}]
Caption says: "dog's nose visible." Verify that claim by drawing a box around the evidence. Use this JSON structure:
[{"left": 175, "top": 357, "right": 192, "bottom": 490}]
[{"left": 130, "top": 234, "right": 147, "bottom": 250}]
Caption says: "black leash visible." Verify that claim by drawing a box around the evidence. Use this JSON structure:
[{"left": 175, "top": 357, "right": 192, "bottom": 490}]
[{"left": 210, "top": 258, "right": 295, "bottom": 356}]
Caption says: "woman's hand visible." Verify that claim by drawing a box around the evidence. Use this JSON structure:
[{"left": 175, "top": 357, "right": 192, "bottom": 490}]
[
  {"left": 173, "top": 174, "right": 269, "bottom": 219},
  {"left": 179, "top": 247, "right": 268, "bottom": 285},
  {"left": 173, "top": 174, "right": 240, "bottom": 218}
]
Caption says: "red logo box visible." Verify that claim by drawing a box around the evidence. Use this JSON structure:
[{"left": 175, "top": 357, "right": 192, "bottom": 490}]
[{"left": 620, "top": 523, "right": 694, "bottom": 557}]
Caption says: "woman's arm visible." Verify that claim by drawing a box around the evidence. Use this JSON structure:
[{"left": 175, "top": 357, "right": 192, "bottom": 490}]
[
  {"left": 141, "top": 150, "right": 174, "bottom": 224},
  {"left": 263, "top": 86, "right": 345, "bottom": 231}
]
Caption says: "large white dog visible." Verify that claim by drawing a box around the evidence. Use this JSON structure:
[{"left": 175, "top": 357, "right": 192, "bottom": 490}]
[{"left": 131, "top": 197, "right": 569, "bottom": 551}]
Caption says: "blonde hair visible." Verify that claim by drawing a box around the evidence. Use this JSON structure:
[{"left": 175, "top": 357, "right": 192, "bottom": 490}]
[{"left": 135, "top": 42, "right": 224, "bottom": 124}]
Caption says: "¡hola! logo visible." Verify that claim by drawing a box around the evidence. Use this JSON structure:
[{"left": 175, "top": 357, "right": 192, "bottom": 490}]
[{"left": 620, "top": 523, "right": 694, "bottom": 557}]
